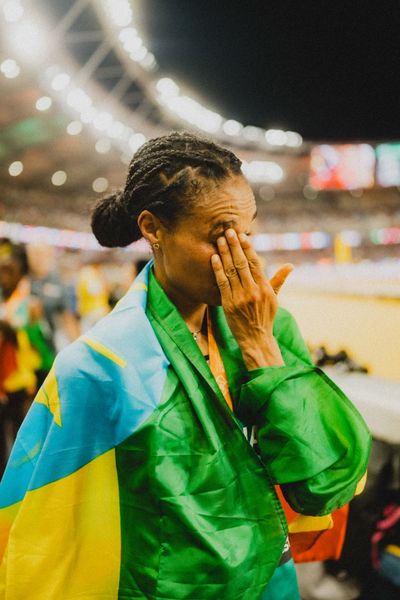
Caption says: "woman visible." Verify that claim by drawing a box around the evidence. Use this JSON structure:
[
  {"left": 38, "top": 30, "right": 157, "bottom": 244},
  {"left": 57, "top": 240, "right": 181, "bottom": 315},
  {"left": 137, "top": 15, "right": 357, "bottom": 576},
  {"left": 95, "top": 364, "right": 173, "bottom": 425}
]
[
  {"left": 0, "top": 132, "right": 370, "bottom": 599},
  {"left": 0, "top": 242, "right": 54, "bottom": 474}
]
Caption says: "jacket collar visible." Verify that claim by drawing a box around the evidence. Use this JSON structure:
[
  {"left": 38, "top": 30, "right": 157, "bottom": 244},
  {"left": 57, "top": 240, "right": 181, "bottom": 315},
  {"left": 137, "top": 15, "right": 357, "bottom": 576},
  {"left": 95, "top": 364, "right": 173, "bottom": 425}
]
[
  {"left": 146, "top": 268, "right": 247, "bottom": 411},
  {"left": 113, "top": 261, "right": 247, "bottom": 411}
]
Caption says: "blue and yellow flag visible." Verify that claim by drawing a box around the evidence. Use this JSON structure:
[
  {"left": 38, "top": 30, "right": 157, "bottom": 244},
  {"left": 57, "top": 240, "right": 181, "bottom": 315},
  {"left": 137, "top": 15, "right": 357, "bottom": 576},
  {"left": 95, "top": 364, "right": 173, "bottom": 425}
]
[{"left": 0, "top": 266, "right": 172, "bottom": 598}]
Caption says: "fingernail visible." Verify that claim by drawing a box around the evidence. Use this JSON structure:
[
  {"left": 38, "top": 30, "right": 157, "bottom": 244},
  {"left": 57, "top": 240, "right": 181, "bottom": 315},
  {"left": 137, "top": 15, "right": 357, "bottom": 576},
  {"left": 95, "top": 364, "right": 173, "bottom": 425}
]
[
  {"left": 211, "top": 254, "right": 219, "bottom": 264},
  {"left": 226, "top": 229, "right": 235, "bottom": 239},
  {"left": 239, "top": 233, "right": 247, "bottom": 242},
  {"left": 218, "top": 237, "right": 226, "bottom": 246}
]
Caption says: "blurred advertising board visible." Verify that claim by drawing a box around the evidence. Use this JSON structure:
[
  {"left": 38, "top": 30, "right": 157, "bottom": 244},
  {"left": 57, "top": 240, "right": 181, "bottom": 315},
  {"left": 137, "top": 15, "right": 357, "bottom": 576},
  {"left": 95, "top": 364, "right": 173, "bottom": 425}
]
[
  {"left": 310, "top": 143, "right": 375, "bottom": 190},
  {"left": 376, "top": 143, "right": 400, "bottom": 187}
]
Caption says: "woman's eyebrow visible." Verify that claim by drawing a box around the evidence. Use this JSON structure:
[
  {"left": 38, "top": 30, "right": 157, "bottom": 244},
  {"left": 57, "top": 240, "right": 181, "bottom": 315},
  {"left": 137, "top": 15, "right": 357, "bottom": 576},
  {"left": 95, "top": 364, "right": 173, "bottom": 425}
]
[{"left": 209, "top": 210, "right": 257, "bottom": 233}]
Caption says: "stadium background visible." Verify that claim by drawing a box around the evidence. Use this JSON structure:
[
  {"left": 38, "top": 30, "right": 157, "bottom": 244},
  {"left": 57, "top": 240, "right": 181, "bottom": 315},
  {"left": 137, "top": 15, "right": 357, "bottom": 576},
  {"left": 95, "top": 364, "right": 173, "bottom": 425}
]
[{"left": 1, "top": 2, "right": 399, "bottom": 598}]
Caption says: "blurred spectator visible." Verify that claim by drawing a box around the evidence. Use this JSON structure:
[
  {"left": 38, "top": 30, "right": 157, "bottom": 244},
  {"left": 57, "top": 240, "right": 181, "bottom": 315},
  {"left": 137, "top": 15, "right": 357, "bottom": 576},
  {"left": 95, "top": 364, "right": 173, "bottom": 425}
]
[
  {"left": 326, "top": 439, "right": 400, "bottom": 599},
  {"left": 76, "top": 255, "right": 110, "bottom": 332},
  {"left": 0, "top": 241, "right": 47, "bottom": 382},
  {"left": 27, "top": 243, "right": 80, "bottom": 351},
  {"left": 0, "top": 241, "right": 52, "bottom": 472},
  {"left": 107, "top": 260, "right": 137, "bottom": 310}
]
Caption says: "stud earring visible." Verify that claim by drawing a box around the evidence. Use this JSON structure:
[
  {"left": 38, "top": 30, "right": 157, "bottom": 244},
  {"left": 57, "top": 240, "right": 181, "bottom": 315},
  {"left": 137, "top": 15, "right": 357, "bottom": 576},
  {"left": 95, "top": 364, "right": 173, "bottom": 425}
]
[{"left": 152, "top": 243, "right": 160, "bottom": 250}]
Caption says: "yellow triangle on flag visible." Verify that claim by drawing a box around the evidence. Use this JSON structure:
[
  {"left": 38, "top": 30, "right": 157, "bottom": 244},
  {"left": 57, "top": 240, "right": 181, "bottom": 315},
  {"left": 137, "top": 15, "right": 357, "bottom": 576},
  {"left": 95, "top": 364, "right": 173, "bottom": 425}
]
[{"left": 35, "top": 366, "right": 62, "bottom": 427}]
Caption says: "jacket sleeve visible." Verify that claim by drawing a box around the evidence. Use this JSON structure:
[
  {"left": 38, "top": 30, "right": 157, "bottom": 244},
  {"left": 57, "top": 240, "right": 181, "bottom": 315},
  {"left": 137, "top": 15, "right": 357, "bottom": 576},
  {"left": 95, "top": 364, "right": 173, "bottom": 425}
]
[{"left": 236, "top": 307, "right": 371, "bottom": 516}]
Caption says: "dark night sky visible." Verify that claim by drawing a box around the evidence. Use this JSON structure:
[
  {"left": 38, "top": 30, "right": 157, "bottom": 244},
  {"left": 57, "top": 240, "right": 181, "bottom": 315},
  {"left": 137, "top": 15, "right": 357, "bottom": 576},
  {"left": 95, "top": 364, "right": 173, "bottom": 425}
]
[{"left": 141, "top": 1, "right": 400, "bottom": 142}]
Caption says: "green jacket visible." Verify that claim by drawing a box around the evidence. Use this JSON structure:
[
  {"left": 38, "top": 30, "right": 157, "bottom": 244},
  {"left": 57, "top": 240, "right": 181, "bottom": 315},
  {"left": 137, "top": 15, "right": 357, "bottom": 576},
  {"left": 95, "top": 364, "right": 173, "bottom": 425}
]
[{"left": 0, "top": 263, "right": 371, "bottom": 599}]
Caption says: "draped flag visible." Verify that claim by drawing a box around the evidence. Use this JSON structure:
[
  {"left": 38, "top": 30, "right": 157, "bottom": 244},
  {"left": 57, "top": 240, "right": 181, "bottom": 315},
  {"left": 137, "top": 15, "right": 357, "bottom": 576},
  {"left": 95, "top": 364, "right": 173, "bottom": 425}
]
[{"left": 0, "top": 264, "right": 371, "bottom": 599}]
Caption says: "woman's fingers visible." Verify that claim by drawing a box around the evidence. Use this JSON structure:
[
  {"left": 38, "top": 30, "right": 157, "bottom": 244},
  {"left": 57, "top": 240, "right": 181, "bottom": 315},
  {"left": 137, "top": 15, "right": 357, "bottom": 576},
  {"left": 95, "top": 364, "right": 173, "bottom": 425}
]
[
  {"left": 224, "top": 229, "right": 255, "bottom": 288},
  {"left": 238, "top": 234, "right": 265, "bottom": 285},
  {"left": 216, "top": 235, "right": 242, "bottom": 293},
  {"left": 211, "top": 254, "right": 232, "bottom": 303},
  {"left": 269, "top": 263, "right": 294, "bottom": 294},
  {"left": 213, "top": 229, "right": 292, "bottom": 299}
]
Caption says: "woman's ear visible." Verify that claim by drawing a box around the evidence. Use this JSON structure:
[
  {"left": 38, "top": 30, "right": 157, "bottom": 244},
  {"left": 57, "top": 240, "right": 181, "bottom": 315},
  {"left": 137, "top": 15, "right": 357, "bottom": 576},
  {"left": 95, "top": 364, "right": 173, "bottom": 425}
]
[{"left": 137, "top": 210, "right": 163, "bottom": 246}]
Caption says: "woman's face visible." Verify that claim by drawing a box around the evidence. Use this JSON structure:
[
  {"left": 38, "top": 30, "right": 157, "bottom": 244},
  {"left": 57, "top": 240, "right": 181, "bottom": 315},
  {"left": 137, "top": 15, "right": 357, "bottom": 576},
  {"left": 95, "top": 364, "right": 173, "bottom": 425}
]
[{"left": 154, "top": 175, "right": 257, "bottom": 307}]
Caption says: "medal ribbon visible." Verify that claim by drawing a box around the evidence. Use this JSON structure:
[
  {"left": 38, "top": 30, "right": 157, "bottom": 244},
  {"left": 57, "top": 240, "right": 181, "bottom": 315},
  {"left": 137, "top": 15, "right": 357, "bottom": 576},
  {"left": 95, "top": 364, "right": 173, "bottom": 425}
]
[{"left": 207, "top": 309, "right": 233, "bottom": 411}]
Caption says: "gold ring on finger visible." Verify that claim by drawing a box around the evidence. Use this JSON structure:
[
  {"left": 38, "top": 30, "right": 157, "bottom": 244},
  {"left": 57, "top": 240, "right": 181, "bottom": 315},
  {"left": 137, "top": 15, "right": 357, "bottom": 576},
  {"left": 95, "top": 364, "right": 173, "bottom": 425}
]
[{"left": 226, "top": 267, "right": 238, "bottom": 278}]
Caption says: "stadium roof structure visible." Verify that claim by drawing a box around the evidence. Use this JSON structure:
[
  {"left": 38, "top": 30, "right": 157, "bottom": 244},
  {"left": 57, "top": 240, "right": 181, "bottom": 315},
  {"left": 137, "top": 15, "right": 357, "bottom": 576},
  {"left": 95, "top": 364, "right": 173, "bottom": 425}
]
[{"left": 0, "top": 1, "right": 387, "bottom": 234}]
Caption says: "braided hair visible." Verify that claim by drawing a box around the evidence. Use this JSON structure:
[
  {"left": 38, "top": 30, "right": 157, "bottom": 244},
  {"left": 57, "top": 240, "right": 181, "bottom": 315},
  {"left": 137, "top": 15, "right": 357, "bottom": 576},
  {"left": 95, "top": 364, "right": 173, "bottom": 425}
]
[{"left": 91, "top": 131, "right": 242, "bottom": 248}]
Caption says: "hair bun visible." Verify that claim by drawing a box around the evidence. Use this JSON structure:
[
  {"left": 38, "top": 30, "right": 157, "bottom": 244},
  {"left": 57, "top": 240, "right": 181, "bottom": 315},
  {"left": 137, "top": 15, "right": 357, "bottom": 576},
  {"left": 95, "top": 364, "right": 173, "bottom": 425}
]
[{"left": 91, "top": 191, "right": 141, "bottom": 248}]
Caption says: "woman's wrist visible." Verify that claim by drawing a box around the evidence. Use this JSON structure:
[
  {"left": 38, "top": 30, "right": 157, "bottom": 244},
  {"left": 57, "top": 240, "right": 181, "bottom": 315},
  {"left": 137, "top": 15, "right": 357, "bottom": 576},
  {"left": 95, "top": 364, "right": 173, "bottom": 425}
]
[{"left": 240, "top": 335, "right": 285, "bottom": 370}]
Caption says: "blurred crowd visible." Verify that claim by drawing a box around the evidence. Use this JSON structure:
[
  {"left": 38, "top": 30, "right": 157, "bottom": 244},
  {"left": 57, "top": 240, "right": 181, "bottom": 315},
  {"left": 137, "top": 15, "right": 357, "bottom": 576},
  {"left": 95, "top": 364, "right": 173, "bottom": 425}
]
[
  {"left": 3, "top": 186, "right": 400, "bottom": 241},
  {"left": 0, "top": 238, "right": 147, "bottom": 474}
]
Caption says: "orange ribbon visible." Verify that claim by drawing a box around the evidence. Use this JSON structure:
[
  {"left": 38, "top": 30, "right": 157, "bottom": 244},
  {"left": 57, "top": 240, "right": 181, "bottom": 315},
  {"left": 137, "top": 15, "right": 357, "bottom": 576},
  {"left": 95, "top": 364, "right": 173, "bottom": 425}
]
[{"left": 207, "top": 309, "right": 233, "bottom": 411}]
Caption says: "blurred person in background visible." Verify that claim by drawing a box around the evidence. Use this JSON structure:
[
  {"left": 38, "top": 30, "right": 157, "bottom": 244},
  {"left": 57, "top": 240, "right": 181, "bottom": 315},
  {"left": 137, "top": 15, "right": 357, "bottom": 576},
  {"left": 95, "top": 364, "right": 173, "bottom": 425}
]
[
  {"left": 58, "top": 251, "right": 81, "bottom": 318},
  {"left": 76, "top": 253, "right": 110, "bottom": 332},
  {"left": 27, "top": 243, "right": 80, "bottom": 352},
  {"left": 0, "top": 319, "right": 36, "bottom": 475},
  {"left": 0, "top": 241, "right": 47, "bottom": 473},
  {"left": 0, "top": 133, "right": 370, "bottom": 599},
  {"left": 106, "top": 258, "right": 137, "bottom": 309}
]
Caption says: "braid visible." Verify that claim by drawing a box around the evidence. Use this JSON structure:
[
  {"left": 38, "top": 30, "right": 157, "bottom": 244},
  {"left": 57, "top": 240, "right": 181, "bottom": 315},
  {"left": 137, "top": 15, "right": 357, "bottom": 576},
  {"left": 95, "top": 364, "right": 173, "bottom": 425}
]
[{"left": 91, "top": 131, "right": 243, "bottom": 248}]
